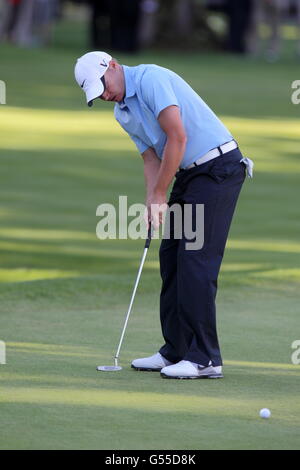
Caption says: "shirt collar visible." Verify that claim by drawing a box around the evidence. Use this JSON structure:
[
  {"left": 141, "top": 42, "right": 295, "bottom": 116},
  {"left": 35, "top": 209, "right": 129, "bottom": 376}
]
[{"left": 122, "top": 65, "right": 136, "bottom": 101}]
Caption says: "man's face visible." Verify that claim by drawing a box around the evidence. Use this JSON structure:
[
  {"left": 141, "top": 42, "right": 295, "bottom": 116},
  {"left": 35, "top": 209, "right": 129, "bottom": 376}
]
[{"left": 99, "top": 62, "right": 125, "bottom": 103}]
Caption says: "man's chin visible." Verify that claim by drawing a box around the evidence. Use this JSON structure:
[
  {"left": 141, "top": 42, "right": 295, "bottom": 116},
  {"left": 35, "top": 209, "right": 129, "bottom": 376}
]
[{"left": 116, "top": 93, "right": 125, "bottom": 103}]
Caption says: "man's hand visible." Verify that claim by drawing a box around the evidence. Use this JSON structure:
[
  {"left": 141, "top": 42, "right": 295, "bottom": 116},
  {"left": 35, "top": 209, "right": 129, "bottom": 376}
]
[{"left": 144, "top": 189, "right": 168, "bottom": 230}]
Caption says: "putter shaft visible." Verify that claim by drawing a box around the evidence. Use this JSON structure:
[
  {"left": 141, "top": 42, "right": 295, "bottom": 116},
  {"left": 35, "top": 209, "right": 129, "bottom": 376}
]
[
  {"left": 114, "top": 246, "right": 149, "bottom": 363},
  {"left": 114, "top": 225, "right": 152, "bottom": 365}
]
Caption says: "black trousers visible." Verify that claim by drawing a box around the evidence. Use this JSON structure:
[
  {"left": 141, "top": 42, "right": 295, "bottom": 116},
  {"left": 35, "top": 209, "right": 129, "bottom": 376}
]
[{"left": 159, "top": 148, "right": 246, "bottom": 367}]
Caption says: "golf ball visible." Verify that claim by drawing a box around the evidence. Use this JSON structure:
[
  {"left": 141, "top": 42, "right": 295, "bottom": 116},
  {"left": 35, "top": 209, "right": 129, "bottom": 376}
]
[{"left": 259, "top": 408, "right": 271, "bottom": 419}]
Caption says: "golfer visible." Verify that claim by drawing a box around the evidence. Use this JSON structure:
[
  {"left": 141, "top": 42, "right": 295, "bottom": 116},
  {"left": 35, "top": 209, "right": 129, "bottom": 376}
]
[{"left": 74, "top": 51, "right": 253, "bottom": 379}]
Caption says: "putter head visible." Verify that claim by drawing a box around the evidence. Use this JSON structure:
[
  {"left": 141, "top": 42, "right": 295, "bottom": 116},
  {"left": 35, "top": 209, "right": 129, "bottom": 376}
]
[{"left": 96, "top": 365, "right": 122, "bottom": 372}]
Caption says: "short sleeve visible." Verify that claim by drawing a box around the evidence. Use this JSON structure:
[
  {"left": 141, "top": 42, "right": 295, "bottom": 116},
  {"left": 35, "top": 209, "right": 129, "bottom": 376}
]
[
  {"left": 128, "top": 133, "right": 149, "bottom": 154},
  {"left": 141, "top": 71, "right": 179, "bottom": 119},
  {"left": 114, "top": 108, "right": 150, "bottom": 154}
]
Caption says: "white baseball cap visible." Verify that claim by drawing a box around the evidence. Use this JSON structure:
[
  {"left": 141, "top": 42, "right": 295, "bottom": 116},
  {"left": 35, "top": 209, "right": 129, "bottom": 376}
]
[{"left": 74, "top": 51, "right": 112, "bottom": 107}]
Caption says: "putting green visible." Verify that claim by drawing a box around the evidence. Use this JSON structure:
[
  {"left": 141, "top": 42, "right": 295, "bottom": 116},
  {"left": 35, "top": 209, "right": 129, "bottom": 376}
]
[{"left": 0, "top": 29, "right": 299, "bottom": 449}]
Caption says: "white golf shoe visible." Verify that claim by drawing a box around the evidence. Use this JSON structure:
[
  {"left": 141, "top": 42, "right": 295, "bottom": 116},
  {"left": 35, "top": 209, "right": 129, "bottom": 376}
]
[
  {"left": 160, "top": 360, "right": 223, "bottom": 379},
  {"left": 131, "top": 352, "right": 174, "bottom": 371}
]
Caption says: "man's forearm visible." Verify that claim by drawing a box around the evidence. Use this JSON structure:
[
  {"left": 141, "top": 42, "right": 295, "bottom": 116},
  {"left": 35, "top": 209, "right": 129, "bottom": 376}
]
[
  {"left": 142, "top": 147, "right": 161, "bottom": 196},
  {"left": 153, "top": 136, "right": 186, "bottom": 194},
  {"left": 142, "top": 137, "right": 186, "bottom": 229}
]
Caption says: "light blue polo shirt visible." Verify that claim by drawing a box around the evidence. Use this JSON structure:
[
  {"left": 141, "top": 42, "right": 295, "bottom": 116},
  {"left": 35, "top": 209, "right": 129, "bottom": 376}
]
[{"left": 114, "top": 64, "right": 233, "bottom": 169}]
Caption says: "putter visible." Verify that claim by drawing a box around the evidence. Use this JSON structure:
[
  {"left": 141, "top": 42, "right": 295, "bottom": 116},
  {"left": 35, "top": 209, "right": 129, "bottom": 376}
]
[{"left": 97, "top": 223, "right": 153, "bottom": 372}]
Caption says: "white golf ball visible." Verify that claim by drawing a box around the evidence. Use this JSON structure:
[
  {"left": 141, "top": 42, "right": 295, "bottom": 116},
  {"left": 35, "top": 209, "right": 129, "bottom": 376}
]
[{"left": 259, "top": 408, "right": 271, "bottom": 419}]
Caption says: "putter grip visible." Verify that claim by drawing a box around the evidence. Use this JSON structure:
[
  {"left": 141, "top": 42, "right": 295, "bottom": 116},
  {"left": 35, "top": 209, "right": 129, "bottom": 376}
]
[{"left": 145, "top": 223, "right": 152, "bottom": 249}]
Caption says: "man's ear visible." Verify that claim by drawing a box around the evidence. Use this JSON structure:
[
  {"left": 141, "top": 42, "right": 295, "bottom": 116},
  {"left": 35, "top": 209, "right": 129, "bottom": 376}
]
[{"left": 109, "top": 60, "right": 119, "bottom": 70}]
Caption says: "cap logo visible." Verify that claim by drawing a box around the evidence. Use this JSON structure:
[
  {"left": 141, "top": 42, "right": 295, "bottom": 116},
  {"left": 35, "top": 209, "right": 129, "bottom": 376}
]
[
  {"left": 80, "top": 79, "right": 86, "bottom": 88},
  {"left": 100, "top": 60, "right": 108, "bottom": 67}
]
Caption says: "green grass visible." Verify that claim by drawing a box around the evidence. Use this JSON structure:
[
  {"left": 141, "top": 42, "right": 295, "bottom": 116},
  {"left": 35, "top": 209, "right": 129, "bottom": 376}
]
[{"left": 0, "top": 23, "right": 300, "bottom": 450}]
